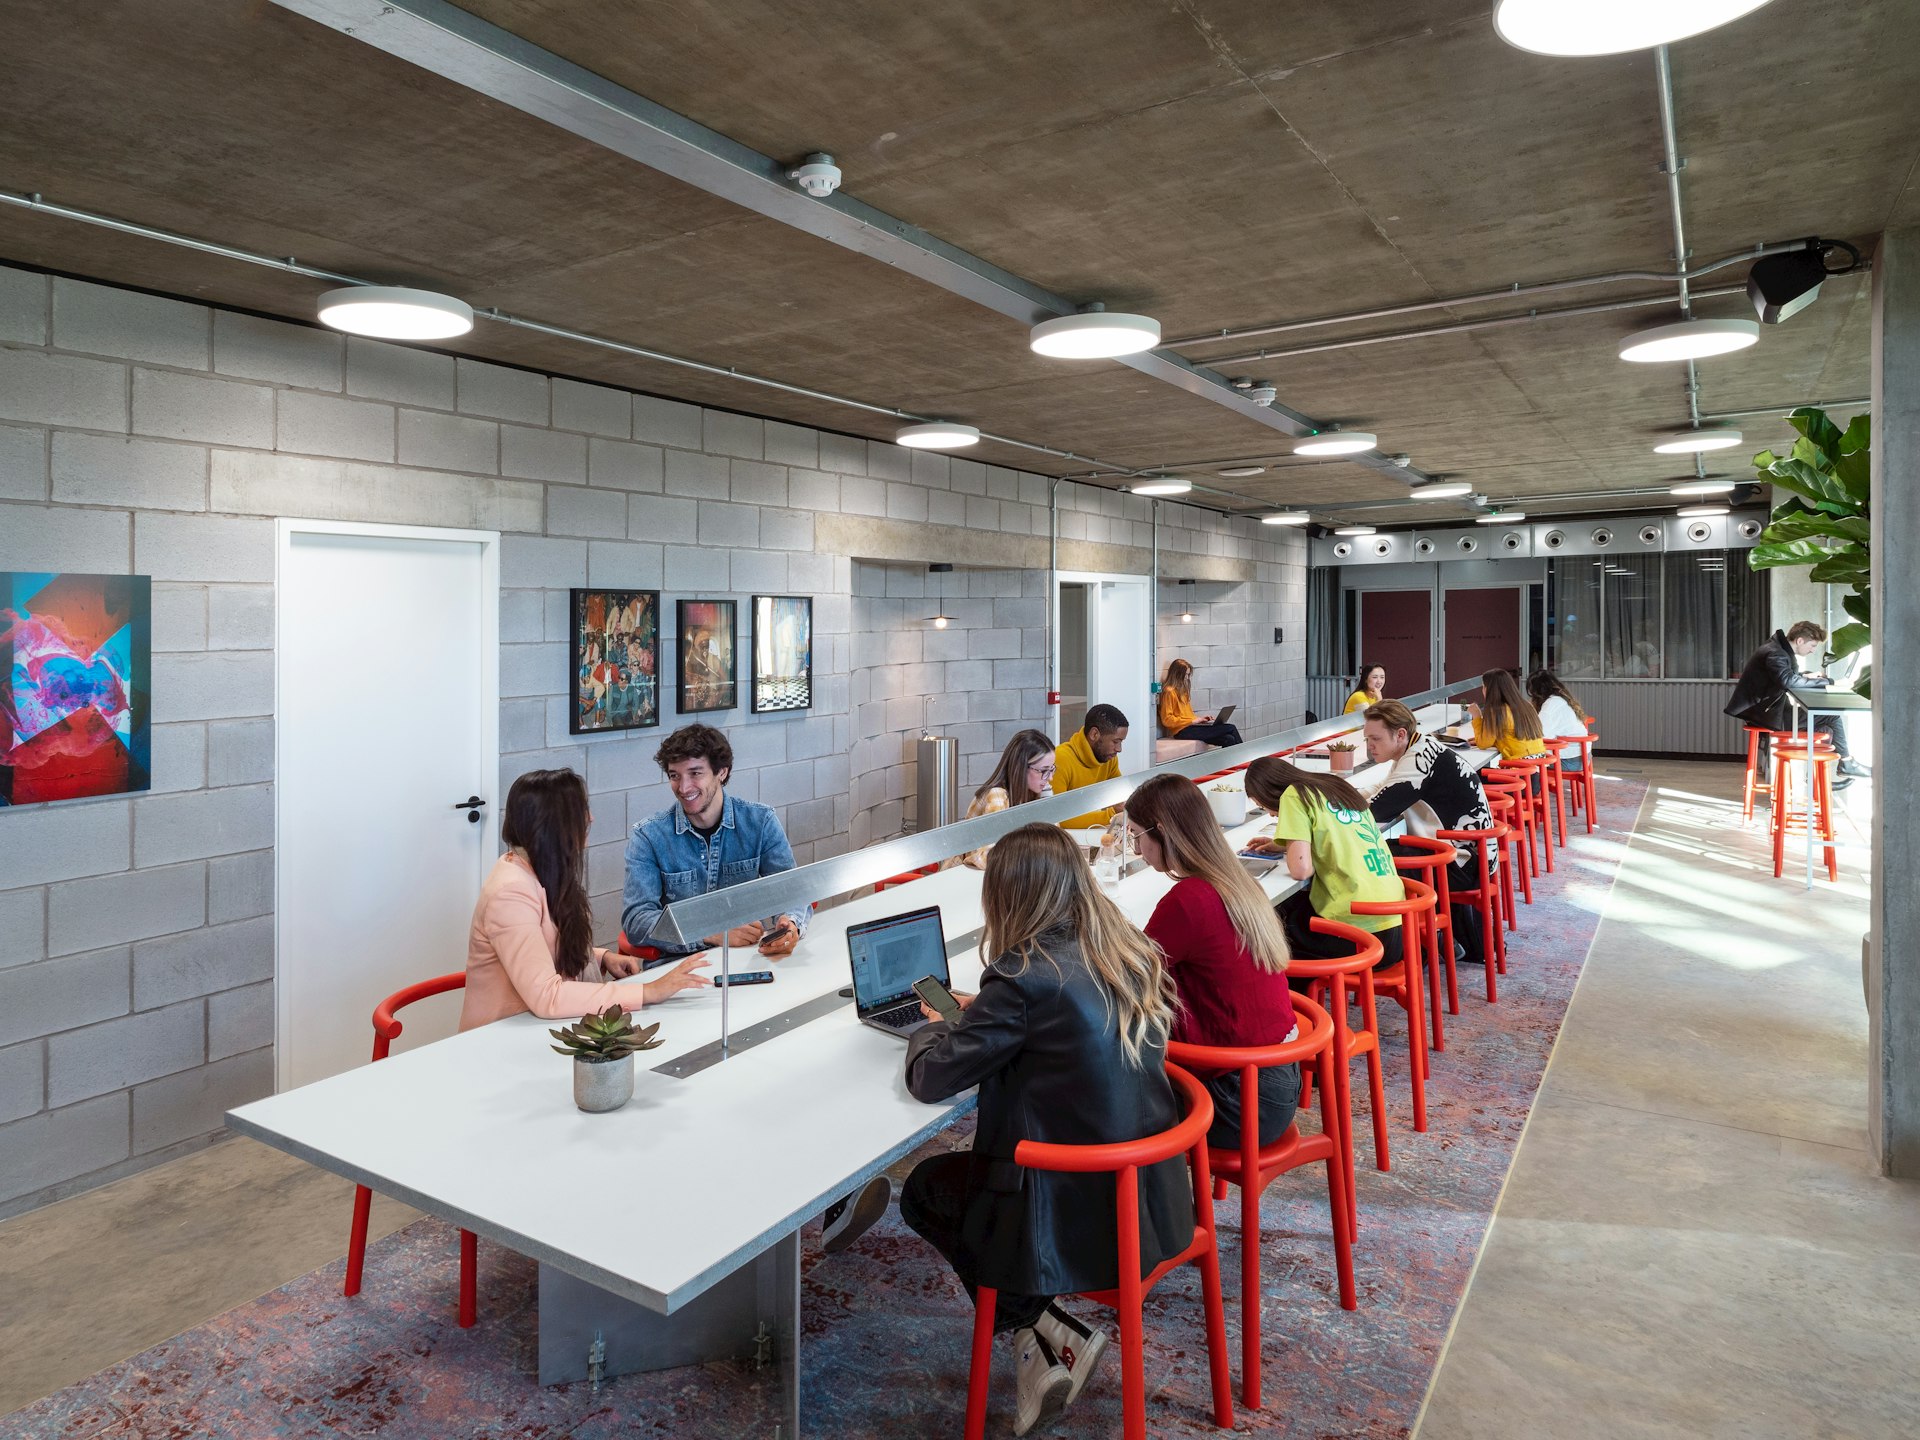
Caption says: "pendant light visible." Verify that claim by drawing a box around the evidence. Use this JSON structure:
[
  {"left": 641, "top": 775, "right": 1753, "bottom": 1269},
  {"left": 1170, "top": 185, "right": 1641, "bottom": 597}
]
[
  {"left": 1618, "top": 318, "right": 1759, "bottom": 363},
  {"left": 1493, "top": 0, "right": 1777, "bottom": 57},
  {"left": 316, "top": 286, "right": 474, "bottom": 340}
]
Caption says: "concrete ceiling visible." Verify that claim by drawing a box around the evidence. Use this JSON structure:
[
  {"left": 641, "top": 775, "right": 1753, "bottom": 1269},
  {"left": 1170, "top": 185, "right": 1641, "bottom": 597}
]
[{"left": 0, "top": 0, "right": 1915, "bottom": 524}]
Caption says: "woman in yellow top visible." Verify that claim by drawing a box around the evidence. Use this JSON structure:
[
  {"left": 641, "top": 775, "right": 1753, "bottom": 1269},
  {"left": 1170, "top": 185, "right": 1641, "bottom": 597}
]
[
  {"left": 946, "top": 728, "right": 1055, "bottom": 869},
  {"left": 1157, "top": 658, "right": 1243, "bottom": 746},
  {"left": 1470, "top": 668, "right": 1549, "bottom": 762},
  {"left": 1243, "top": 756, "right": 1402, "bottom": 969},
  {"left": 1343, "top": 662, "right": 1387, "bottom": 714}
]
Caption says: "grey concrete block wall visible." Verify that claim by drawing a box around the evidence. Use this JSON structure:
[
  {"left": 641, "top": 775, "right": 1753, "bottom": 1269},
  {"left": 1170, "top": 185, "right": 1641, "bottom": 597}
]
[{"left": 0, "top": 261, "right": 1305, "bottom": 1216}]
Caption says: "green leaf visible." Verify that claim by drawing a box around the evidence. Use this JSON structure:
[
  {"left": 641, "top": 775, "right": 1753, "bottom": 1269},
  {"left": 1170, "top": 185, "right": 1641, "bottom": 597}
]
[
  {"left": 1855, "top": 664, "right": 1872, "bottom": 700},
  {"left": 1761, "top": 511, "right": 1871, "bottom": 546},
  {"left": 1786, "top": 406, "right": 1844, "bottom": 458},
  {"left": 1828, "top": 623, "right": 1871, "bottom": 658},
  {"left": 1833, "top": 447, "right": 1871, "bottom": 504},
  {"left": 1747, "top": 538, "right": 1827, "bottom": 570},
  {"left": 1843, "top": 592, "right": 1871, "bottom": 623},
  {"left": 1809, "top": 552, "right": 1870, "bottom": 585},
  {"left": 1839, "top": 412, "right": 1871, "bottom": 455}
]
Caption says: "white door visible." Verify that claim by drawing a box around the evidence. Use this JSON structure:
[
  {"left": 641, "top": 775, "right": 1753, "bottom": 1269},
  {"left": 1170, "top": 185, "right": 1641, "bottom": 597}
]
[
  {"left": 276, "top": 521, "right": 500, "bottom": 1089},
  {"left": 1055, "top": 572, "right": 1152, "bottom": 775}
]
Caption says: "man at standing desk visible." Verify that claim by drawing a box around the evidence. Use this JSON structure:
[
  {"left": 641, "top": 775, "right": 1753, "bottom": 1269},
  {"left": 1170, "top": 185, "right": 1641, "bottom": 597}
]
[
  {"left": 1725, "top": 620, "right": 1868, "bottom": 786},
  {"left": 1054, "top": 704, "right": 1130, "bottom": 829}
]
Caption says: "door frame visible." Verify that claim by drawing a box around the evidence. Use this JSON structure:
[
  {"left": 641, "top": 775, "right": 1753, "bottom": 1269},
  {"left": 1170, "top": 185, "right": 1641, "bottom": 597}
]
[
  {"left": 1052, "top": 570, "right": 1152, "bottom": 749},
  {"left": 272, "top": 518, "right": 501, "bottom": 1091},
  {"left": 1440, "top": 581, "right": 1528, "bottom": 683},
  {"left": 1353, "top": 587, "right": 1436, "bottom": 694}
]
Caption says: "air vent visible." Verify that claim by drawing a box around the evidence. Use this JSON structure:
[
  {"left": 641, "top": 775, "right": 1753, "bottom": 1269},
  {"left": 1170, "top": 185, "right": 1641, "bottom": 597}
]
[
  {"left": 1414, "top": 538, "right": 1436, "bottom": 556},
  {"left": 1736, "top": 518, "right": 1763, "bottom": 541},
  {"left": 1455, "top": 535, "right": 1479, "bottom": 554},
  {"left": 1332, "top": 541, "right": 1353, "bottom": 559},
  {"left": 1501, "top": 532, "right": 1524, "bottom": 551},
  {"left": 1637, "top": 525, "right": 1661, "bottom": 545},
  {"left": 1591, "top": 527, "right": 1614, "bottom": 547},
  {"left": 1542, "top": 530, "right": 1566, "bottom": 550},
  {"left": 1686, "top": 520, "right": 1713, "bottom": 544},
  {"left": 1371, "top": 538, "right": 1393, "bottom": 558}
]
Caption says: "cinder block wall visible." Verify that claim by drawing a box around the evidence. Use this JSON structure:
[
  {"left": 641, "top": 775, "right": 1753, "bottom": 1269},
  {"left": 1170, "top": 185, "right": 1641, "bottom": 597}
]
[{"left": 0, "top": 263, "right": 1305, "bottom": 1216}]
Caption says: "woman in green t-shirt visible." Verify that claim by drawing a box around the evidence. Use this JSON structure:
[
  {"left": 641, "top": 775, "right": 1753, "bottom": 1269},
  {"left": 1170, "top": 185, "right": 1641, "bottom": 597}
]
[{"left": 1244, "top": 756, "right": 1404, "bottom": 968}]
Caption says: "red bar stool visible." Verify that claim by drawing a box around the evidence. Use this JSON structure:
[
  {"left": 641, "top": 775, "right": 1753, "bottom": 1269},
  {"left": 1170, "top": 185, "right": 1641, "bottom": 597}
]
[
  {"left": 1167, "top": 993, "right": 1353, "bottom": 1410},
  {"left": 1769, "top": 740, "right": 1840, "bottom": 881},
  {"left": 963, "top": 1064, "right": 1234, "bottom": 1440},
  {"left": 1393, "top": 836, "right": 1458, "bottom": 1042},
  {"left": 1566, "top": 730, "right": 1600, "bottom": 832},
  {"left": 1350, "top": 878, "right": 1438, "bottom": 1135},
  {"left": 1435, "top": 823, "right": 1506, "bottom": 1002},
  {"left": 1288, "top": 921, "right": 1387, "bottom": 1240},
  {"left": 344, "top": 973, "right": 479, "bottom": 1328}
]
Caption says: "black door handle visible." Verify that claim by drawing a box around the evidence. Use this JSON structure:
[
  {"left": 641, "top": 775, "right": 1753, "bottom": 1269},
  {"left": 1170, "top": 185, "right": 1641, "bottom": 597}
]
[{"left": 453, "top": 795, "right": 485, "bottom": 824}]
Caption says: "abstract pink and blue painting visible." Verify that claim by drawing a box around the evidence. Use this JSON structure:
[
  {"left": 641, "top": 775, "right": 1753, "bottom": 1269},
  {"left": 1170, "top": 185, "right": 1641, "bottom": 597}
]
[{"left": 1, "top": 572, "right": 150, "bottom": 806}]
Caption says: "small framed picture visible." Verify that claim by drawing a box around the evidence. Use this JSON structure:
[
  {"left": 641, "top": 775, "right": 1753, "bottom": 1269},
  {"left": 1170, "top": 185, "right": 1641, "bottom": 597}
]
[
  {"left": 571, "top": 589, "right": 661, "bottom": 735},
  {"left": 676, "top": 599, "right": 738, "bottom": 714},
  {"left": 750, "top": 595, "right": 813, "bottom": 714}
]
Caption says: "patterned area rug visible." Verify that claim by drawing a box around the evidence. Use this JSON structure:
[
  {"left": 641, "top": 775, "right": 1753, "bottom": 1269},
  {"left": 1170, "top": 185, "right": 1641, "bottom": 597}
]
[{"left": 10, "top": 779, "right": 1647, "bottom": 1440}]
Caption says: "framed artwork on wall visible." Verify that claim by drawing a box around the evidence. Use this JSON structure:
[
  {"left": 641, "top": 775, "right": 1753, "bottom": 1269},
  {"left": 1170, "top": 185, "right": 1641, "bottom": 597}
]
[
  {"left": 1, "top": 571, "right": 151, "bottom": 806},
  {"left": 570, "top": 588, "right": 660, "bottom": 735},
  {"left": 750, "top": 595, "right": 813, "bottom": 714},
  {"left": 677, "top": 599, "right": 738, "bottom": 714}
]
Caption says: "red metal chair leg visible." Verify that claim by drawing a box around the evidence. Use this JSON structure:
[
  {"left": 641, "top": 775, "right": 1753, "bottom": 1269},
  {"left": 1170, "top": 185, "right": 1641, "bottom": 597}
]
[
  {"left": 458, "top": 1228, "right": 477, "bottom": 1328},
  {"left": 964, "top": 1288, "right": 998, "bottom": 1440},
  {"left": 345, "top": 1183, "right": 372, "bottom": 1298}
]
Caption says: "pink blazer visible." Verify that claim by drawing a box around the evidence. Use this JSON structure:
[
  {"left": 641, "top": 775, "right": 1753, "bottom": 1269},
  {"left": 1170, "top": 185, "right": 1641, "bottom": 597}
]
[{"left": 459, "top": 853, "right": 629, "bottom": 1031}]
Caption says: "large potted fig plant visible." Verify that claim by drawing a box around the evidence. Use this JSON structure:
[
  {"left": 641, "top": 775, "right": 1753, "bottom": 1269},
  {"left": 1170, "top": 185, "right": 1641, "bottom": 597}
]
[
  {"left": 550, "top": 1006, "right": 662, "bottom": 1113},
  {"left": 1745, "top": 405, "right": 1872, "bottom": 696}
]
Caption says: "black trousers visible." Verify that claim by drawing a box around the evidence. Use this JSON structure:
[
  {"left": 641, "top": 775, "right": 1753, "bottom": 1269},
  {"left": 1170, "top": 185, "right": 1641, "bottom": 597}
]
[
  {"left": 1385, "top": 838, "right": 1487, "bottom": 965},
  {"left": 1202, "top": 1062, "right": 1301, "bottom": 1153},
  {"left": 1278, "top": 888, "right": 1404, "bottom": 969},
  {"left": 1176, "top": 721, "right": 1244, "bottom": 747},
  {"left": 901, "top": 1152, "right": 1051, "bottom": 1334}
]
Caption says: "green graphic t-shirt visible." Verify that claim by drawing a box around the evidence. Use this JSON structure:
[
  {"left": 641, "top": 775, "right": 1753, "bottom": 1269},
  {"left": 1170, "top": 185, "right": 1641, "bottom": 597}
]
[{"left": 1272, "top": 788, "right": 1403, "bottom": 933}]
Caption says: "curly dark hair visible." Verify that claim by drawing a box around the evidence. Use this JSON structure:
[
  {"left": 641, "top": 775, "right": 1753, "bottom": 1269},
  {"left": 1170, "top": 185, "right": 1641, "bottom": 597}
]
[{"left": 654, "top": 722, "right": 733, "bottom": 778}]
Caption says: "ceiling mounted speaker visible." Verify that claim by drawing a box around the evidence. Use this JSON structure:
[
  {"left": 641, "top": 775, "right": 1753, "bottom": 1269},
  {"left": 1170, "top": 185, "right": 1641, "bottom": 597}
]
[
  {"left": 1736, "top": 518, "right": 1763, "bottom": 541},
  {"left": 1686, "top": 521, "right": 1714, "bottom": 543},
  {"left": 1415, "top": 538, "right": 1437, "bottom": 556},
  {"left": 1542, "top": 530, "right": 1565, "bottom": 549},
  {"left": 1332, "top": 541, "right": 1353, "bottom": 559},
  {"left": 1372, "top": 538, "right": 1393, "bottom": 557},
  {"left": 1638, "top": 525, "right": 1662, "bottom": 545},
  {"left": 1456, "top": 535, "right": 1479, "bottom": 553}
]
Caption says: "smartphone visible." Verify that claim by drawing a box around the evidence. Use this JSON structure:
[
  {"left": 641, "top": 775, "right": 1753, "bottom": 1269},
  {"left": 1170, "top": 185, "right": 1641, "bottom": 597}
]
[
  {"left": 911, "top": 974, "right": 963, "bottom": 1023},
  {"left": 711, "top": 970, "right": 774, "bottom": 988}
]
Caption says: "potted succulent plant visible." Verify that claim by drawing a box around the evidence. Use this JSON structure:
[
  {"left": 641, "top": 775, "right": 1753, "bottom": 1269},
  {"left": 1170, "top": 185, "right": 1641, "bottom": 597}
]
[
  {"left": 550, "top": 1005, "right": 662, "bottom": 1113},
  {"left": 1328, "top": 739, "right": 1359, "bottom": 773},
  {"left": 1206, "top": 781, "right": 1248, "bottom": 827}
]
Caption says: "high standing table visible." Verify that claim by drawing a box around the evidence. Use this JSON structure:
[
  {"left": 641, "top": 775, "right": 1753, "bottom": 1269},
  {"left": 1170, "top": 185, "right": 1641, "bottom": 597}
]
[{"left": 1784, "top": 687, "right": 1871, "bottom": 889}]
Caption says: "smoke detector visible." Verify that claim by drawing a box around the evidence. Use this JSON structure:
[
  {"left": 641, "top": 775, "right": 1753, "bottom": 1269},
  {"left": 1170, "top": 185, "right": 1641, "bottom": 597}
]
[
  {"left": 1389, "top": 453, "right": 1413, "bottom": 468},
  {"left": 787, "top": 152, "right": 843, "bottom": 197},
  {"left": 1231, "top": 377, "right": 1278, "bottom": 407}
]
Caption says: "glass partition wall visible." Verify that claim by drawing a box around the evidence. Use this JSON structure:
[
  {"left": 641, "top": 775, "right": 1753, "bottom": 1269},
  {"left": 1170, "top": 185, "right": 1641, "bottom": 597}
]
[{"left": 1545, "top": 549, "right": 1764, "bottom": 680}]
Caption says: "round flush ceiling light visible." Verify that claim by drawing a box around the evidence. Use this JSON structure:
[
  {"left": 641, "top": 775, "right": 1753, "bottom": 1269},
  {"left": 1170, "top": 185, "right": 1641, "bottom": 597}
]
[
  {"left": 1293, "top": 431, "right": 1378, "bottom": 457},
  {"left": 1412, "top": 481, "right": 1475, "bottom": 499},
  {"left": 316, "top": 286, "right": 474, "bottom": 340},
  {"left": 1618, "top": 317, "right": 1759, "bottom": 363},
  {"left": 896, "top": 421, "right": 980, "bottom": 449},
  {"left": 1476, "top": 510, "right": 1527, "bottom": 524},
  {"left": 1493, "top": 0, "right": 1777, "bottom": 56},
  {"left": 1030, "top": 306, "right": 1161, "bottom": 358},
  {"left": 1128, "top": 477, "right": 1193, "bottom": 497},
  {"left": 1653, "top": 425, "right": 1743, "bottom": 454},
  {"left": 1670, "top": 478, "right": 1736, "bottom": 496},
  {"left": 1261, "top": 510, "right": 1312, "bottom": 525},
  {"left": 1217, "top": 465, "right": 1267, "bottom": 478},
  {"left": 1677, "top": 504, "right": 1730, "bottom": 518},
  {"left": 1333, "top": 524, "right": 1377, "bottom": 536}
]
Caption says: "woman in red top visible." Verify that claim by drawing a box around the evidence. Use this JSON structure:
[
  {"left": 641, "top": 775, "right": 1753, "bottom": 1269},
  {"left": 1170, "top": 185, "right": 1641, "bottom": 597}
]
[{"left": 1125, "top": 774, "right": 1300, "bottom": 1149}]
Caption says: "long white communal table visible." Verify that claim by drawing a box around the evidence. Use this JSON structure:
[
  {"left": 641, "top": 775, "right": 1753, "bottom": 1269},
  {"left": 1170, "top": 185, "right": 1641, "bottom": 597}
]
[{"left": 225, "top": 702, "right": 1490, "bottom": 1436}]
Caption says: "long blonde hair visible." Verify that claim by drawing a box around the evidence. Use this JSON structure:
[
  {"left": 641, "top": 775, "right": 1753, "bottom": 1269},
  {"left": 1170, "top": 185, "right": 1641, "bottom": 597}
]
[
  {"left": 1163, "top": 657, "right": 1192, "bottom": 699},
  {"left": 980, "top": 824, "right": 1175, "bottom": 1068},
  {"left": 1125, "top": 775, "right": 1290, "bottom": 974}
]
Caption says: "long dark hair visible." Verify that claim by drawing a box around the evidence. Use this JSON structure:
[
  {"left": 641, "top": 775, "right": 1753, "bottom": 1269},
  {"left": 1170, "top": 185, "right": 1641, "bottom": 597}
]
[
  {"left": 1526, "top": 669, "right": 1588, "bottom": 722},
  {"left": 977, "top": 728, "right": 1055, "bottom": 807},
  {"left": 1357, "top": 662, "right": 1387, "bottom": 696},
  {"left": 1245, "top": 755, "right": 1368, "bottom": 817},
  {"left": 1481, "top": 668, "right": 1543, "bottom": 741},
  {"left": 500, "top": 768, "right": 596, "bottom": 979}
]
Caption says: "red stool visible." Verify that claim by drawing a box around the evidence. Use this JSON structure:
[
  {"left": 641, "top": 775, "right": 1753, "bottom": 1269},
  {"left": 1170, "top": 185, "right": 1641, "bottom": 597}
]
[
  {"left": 1393, "top": 836, "right": 1458, "bottom": 1044},
  {"left": 344, "top": 973, "right": 478, "bottom": 1328},
  {"left": 1505, "top": 754, "right": 1557, "bottom": 870},
  {"left": 1168, "top": 993, "right": 1353, "bottom": 1409},
  {"left": 1289, "top": 921, "right": 1387, "bottom": 1240},
  {"left": 1351, "top": 878, "right": 1438, "bottom": 1135},
  {"left": 1436, "top": 823, "right": 1506, "bottom": 1002},
  {"left": 1566, "top": 731, "right": 1599, "bottom": 832},
  {"left": 875, "top": 864, "right": 939, "bottom": 891},
  {"left": 963, "top": 1064, "right": 1233, "bottom": 1440},
  {"left": 1769, "top": 741, "right": 1839, "bottom": 881}
]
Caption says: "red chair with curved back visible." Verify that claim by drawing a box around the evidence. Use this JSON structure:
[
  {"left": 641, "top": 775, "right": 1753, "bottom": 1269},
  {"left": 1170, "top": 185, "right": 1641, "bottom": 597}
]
[
  {"left": 1349, "top": 879, "right": 1438, "bottom": 1136},
  {"left": 1167, "top": 992, "right": 1354, "bottom": 1409},
  {"left": 1435, "top": 822, "right": 1506, "bottom": 1002},
  {"left": 1481, "top": 771, "right": 1535, "bottom": 907},
  {"left": 344, "top": 973, "right": 478, "bottom": 1328},
  {"left": 1286, "top": 921, "right": 1386, "bottom": 1240},
  {"left": 617, "top": 933, "right": 662, "bottom": 961},
  {"left": 1504, "top": 754, "right": 1558, "bottom": 871},
  {"left": 962, "top": 1064, "right": 1234, "bottom": 1440},
  {"left": 1483, "top": 792, "right": 1523, "bottom": 932},
  {"left": 1392, "top": 837, "right": 1458, "bottom": 1045}
]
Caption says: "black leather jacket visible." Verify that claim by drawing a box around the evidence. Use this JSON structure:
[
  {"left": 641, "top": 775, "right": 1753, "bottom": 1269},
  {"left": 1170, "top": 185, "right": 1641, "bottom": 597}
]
[
  {"left": 1726, "top": 630, "right": 1826, "bottom": 729},
  {"left": 904, "top": 931, "right": 1195, "bottom": 1298}
]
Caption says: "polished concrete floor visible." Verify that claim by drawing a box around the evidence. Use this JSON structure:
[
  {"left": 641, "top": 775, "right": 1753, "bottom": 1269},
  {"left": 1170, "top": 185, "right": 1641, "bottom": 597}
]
[{"left": 1417, "top": 758, "right": 1919, "bottom": 1439}]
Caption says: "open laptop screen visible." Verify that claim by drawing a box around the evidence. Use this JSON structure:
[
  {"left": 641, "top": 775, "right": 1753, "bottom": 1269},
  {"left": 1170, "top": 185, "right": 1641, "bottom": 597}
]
[{"left": 846, "top": 906, "right": 949, "bottom": 1015}]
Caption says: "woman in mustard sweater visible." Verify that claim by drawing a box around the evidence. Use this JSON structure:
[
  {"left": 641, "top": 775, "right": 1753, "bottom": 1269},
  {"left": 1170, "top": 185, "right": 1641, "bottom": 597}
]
[
  {"left": 1344, "top": 662, "right": 1387, "bottom": 714},
  {"left": 1157, "top": 658, "right": 1243, "bottom": 746},
  {"left": 1470, "top": 669, "right": 1549, "bottom": 763}
]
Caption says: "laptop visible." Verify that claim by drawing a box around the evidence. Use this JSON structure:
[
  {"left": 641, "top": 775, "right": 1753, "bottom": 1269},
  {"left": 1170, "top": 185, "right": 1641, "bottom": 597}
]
[
  {"left": 1214, "top": 703, "right": 1236, "bottom": 725},
  {"left": 845, "top": 905, "right": 953, "bottom": 1039}
]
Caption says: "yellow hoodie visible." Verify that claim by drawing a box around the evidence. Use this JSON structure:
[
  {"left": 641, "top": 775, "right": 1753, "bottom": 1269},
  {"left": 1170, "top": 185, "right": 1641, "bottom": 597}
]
[{"left": 1053, "top": 728, "right": 1121, "bottom": 828}]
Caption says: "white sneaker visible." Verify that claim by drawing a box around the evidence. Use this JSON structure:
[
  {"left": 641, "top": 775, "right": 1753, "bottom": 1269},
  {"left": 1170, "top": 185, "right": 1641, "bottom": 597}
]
[
  {"left": 1012, "top": 1326, "right": 1072, "bottom": 1436},
  {"left": 821, "top": 1176, "right": 890, "bottom": 1255},
  {"left": 1035, "top": 1303, "right": 1109, "bottom": 1406}
]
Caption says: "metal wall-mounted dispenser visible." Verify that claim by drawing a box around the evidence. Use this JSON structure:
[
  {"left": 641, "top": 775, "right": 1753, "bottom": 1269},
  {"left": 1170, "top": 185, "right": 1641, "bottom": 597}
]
[{"left": 915, "top": 734, "right": 959, "bottom": 833}]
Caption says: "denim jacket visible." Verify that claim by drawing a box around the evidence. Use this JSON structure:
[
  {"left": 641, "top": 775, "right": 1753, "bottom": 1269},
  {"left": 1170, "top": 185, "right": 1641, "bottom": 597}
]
[{"left": 620, "top": 793, "right": 811, "bottom": 957}]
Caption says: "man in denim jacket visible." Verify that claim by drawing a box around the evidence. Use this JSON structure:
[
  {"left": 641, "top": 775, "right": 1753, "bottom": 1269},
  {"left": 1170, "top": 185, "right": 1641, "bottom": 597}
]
[{"left": 622, "top": 723, "right": 811, "bottom": 960}]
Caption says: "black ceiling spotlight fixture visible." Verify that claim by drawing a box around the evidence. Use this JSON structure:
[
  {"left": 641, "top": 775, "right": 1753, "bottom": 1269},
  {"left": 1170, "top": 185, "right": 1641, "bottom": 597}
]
[
  {"left": 1304, "top": 522, "right": 1333, "bottom": 539},
  {"left": 928, "top": 563, "right": 954, "bottom": 573},
  {"left": 1748, "top": 238, "right": 1863, "bottom": 325}
]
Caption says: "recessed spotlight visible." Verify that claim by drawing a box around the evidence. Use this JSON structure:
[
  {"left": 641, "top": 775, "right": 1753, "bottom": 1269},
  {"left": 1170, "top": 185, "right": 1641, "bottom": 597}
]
[
  {"left": 1677, "top": 504, "right": 1730, "bottom": 518},
  {"left": 1293, "top": 431, "right": 1378, "bottom": 457},
  {"left": 1334, "top": 524, "right": 1376, "bottom": 536},
  {"left": 1670, "top": 478, "right": 1737, "bottom": 496},
  {"left": 316, "top": 286, "right": 474, "bottom": 340},
  {"left": 1411, "top": 481, "right": 1475, "bottom": 499},
  {"left": 1654, "top": 426, "right": 1743, "bottom": 454},
  {"left": 1217, "top": 465, "right": 1267, "bottom": 478},
  {"left": 1618, "top": 318, "right": 1759, "bottom": 363},
  {"left": 1129, "top": 477, "right": 1193, "bottom": 497},
  {"left": 896, "top": 421, "right": 980, "bottom": 449},
  {"left": 1492, "top": 0, "right": 1777, "bottom": 56},
  {"left": 1030, "top": 305, "right": 1161, "bottom": 358},
  {"left": 1261, "top": 511, "right": 1312, "bottom": 525},
  {"left": 1476, "top": 511, "right": 1526, "bottom": 524}
]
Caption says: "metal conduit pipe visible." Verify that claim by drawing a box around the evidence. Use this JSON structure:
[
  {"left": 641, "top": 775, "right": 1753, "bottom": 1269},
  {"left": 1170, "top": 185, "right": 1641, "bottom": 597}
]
[
  {"left": 1653, "top": 44, "right": 1709, "bottom": 479},
  {"left": 1048, "top": 477, "right": 1061, "bottom": 738},
  {"left": 1702, "top": 398, "right": 1870, "bottom": 421}
]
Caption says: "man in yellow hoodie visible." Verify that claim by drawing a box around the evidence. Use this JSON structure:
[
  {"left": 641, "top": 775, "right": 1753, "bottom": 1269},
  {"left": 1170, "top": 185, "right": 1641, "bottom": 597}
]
[{"left": 1054, "top": 704, "right": 1130, "bottom": 829}]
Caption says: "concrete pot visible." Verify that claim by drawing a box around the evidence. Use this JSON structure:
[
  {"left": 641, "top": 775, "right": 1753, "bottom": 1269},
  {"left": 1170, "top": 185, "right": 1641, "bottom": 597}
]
[
  {"left": 573, "top": 1054, "right": 635, "bottom": 1113},
  {"left": 1206, "top": 788, "right": 1247, "bottom": 827}
]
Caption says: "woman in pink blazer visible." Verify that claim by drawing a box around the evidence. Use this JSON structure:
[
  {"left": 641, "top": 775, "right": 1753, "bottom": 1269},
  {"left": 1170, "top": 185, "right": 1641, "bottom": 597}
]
[{"left": 460, "top": 769, "right": 709, "bottom": 1031}]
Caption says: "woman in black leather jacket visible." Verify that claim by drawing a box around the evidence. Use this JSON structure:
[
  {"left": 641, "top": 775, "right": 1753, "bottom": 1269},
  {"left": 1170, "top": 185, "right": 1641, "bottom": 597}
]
[{"left": 902, "top": 822, "right": 1194, "bottom": 1435}]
